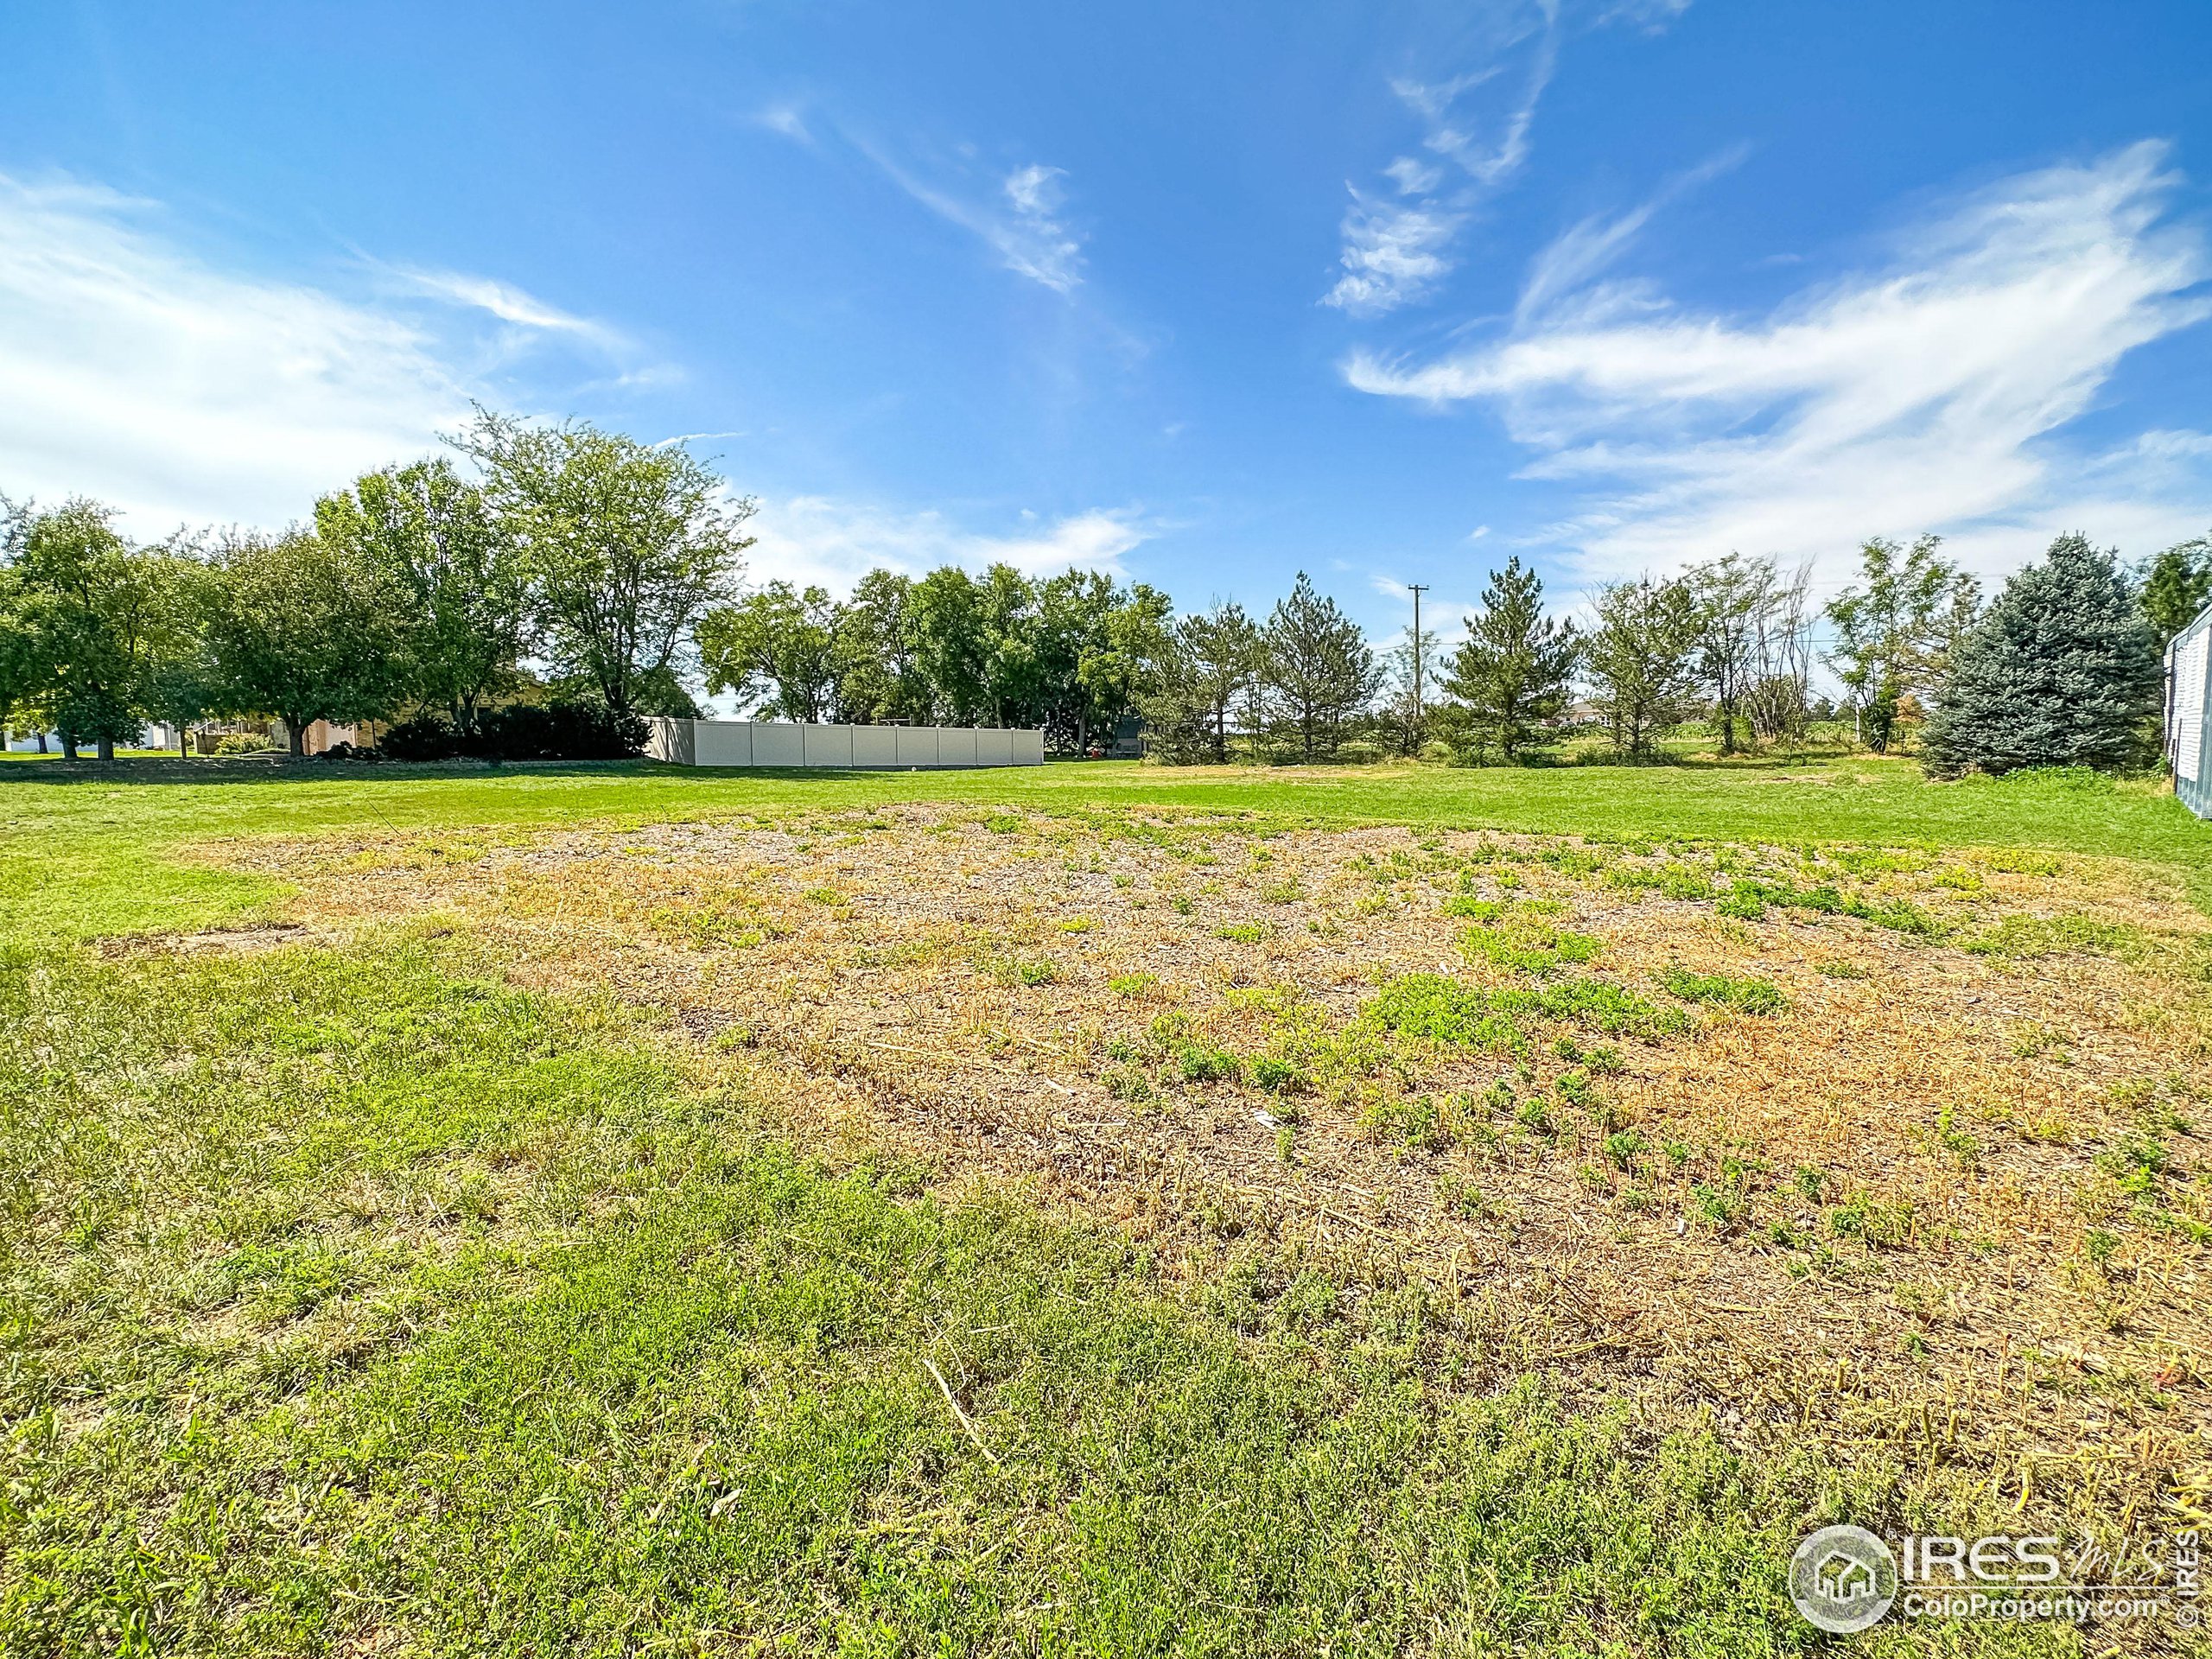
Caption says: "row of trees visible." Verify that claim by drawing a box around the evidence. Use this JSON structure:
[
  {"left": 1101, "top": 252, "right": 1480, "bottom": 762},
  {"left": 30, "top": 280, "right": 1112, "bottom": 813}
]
[
  {"left": 696, "top": 567, "right": 1169, "bottom": 754},
  {"left": 6, "top": 398, "right": 2202, "bottom": 772},
  {"left": 1142, "top": 551, "right": 1825, "bottom": 767},
  {"left": 0, "top": 412, "right": 753, "bottom": 759}
]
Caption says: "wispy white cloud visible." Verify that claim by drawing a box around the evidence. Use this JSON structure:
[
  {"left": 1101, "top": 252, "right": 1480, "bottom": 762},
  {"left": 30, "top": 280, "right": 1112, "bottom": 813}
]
[
  {"left": 1513, "top": 143, "right": 1748, "bottom": 325},
  {"left": 384, "top": 264, "right": 624, "bottom": 348},
  {"left": 1594, "top": 0, "right": 1694, "bottom": 32},
  {"left": 0, "top": 174, "right": 475, "bottom": 534},
  {"left": 783, "top": 118, "right": 1087, "bottom": 295},
  {"left": 1383, "top": 156, "right": 1444, "bottom": 195},
  {"left": 1346, "top": 142, "right": 2212, "bottom": 583},
  {"left": 1324, "top": 194, "right": 1466, "bottom": 316},
  {"left": 745, "top": 496, "right": 1148, "bottom": 592},
  {"left": 652, "top": 429, "right": 750, "bottom": 449},
  {"left": 1410, "top": 21, "right": 1557, "bottom": 188},
  {"left": 0, "top": 174, "right": 654, "bottom": 537},
  {"left": 1326, "top": 1, "right": 1709, "bottom": 317},
  {"left": 1325, "top": 5, "right": 1562, "bottom": 315},
  {"left": 753, "top": 103, "right": 810, "bottom": 143}
]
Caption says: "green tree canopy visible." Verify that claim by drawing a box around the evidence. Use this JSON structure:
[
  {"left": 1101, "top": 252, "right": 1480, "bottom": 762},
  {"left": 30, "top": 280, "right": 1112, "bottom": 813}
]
[
  {"left": 2138, "top": 535, "right": 2211, "bottom": 645},
  {"left": 1584, "top": 575, "right": 1700, "bottom": 760},
  {"left": 1923, "top": 534, "right": 2163, "bottom": 777},
  {"left": 1, "top": 498, "right": 194, "bottom": 760},
  {"left": 203, "top": 529, "right": 410, "bottom": 755},
  {"left": 1685, "top": 553, "right": 1791, "bottom": 755},
  {"left": 1440, "top": 556, "right": 1578, "bottom": 762},
  {"left": 1069, "top": 579, "right": 1173, "bottom": 752},
  {"left": 135, "top": 553, "right": 219, "bottom": 758},
  {"left": 697, "top": 582, "right": 844, "bottom": 721},
  {"left": 1824, "top": 535, "right": 1979, "bottom": 753},
  {"left": 832, "top": 570, "right": 929, "bottom": 724},
  {"left": 459, "top": 412, "right": 752, "bottom": 721},
  {"left": 1175, "top": 601, "right": 1262, "bottom": 764},
  {"left": 315, "top": 458, "right": 529, "bottom": 732}
]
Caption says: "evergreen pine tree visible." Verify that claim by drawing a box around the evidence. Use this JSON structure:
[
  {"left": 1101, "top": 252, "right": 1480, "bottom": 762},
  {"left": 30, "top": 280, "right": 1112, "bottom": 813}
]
[
  {"left": 1923, "top": 534, "right": 2162, "bottom": 777},
  {"left": 1440, "top": 556, "right": 1578, "bottom": 761},
  {"left": 1261, "top": 572, "right": 1380, "bottom": 762}
]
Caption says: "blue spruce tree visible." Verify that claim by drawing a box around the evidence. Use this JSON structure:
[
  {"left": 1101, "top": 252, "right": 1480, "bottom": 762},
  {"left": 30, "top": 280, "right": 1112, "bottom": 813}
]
[{"left": 1923, "top": 534, "right": 2160, "bottom": 777}]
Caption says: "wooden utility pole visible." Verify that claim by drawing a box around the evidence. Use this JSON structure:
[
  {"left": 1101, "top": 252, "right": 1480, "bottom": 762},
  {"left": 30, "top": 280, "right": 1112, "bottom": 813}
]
[{"left": 1408, "top": 583, "right": 1429, "bottom": 739}]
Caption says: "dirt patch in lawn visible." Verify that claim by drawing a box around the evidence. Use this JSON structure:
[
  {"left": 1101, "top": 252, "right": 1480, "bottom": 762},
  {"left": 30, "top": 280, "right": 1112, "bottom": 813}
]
[{"left": 230, "top": 803, "right": 2212, "bottom": 1539}]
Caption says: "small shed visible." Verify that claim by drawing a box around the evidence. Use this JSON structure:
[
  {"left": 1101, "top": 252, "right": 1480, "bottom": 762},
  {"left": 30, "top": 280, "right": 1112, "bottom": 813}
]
[{"left": 2170, "top": 601, "right": 2212, "bottom": 818}]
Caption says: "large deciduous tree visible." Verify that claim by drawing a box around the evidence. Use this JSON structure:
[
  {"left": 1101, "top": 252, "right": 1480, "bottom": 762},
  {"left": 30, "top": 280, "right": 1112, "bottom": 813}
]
[
  {"left": 315, "top": 458, "right": 530, "bottom": 734},
  {"left": 903, "top": 565, "right": 994, "bottom": 725},
  {"left": 1440, "top": 556, "right": 1578, "bottom": 763},
  {"left": 1824, "top": 535, "right": 1980, "bottom": 753},
  {"left": 1684, "top": 553, "right": 1778, "bottom": 756},
  {"left": 1262, "top": 572, "right": 1380, "bottom": 762},
  {"left": 1923, "top": 534, "right": 2162, "bottom": 777},
  {"left": 1584, "top": 575, "right": 1700, "bottom": 760},
  {"left": 2, "top": 498, "right": 187, "bottom": 760},
  {"left": 696, "top": 582, "right": 845, "bottom": 721},
  {"left": 460, "top": 412, "right": 752, "bottom": 721},
  {"left": 204, "top": 530, "right": 410, "bottom": 755},
  {"left": 833, "top": 570, "right": 930, "bottom": 724},
  {"left": 1741, "top": 559, "right": 1816, "bottom": 749},
  {"left": 1052, "top": 571, "right": 1173, "bottom": 753},
  {"left": 136, "top": 552, "right": 219, "bottom": 757}
]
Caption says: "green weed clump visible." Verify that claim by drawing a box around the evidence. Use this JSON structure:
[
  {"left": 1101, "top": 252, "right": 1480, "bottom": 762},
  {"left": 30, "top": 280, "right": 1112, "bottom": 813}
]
[
  {"left": 1176, "top": 1042, "right": 1240, "bottom": 1083},
  {"left": 1962, "top": 914, "right": 2145, "bottom": 960},
  {"left": 985, "top": 953, "right": 1059, "bottom": 987},
  {"left": 1661, "top": 969, "right": 1786, "bottom": 1015},
  {"left": 1364, "top": 975, "right": 1529, "bottom": 1052},
  {"left": 1360, "top": 1093, "right": 1454, "bottom": 1151},
  {"left": 1457, "top": 912, "right": 1603, "bottom": 977},
  {"left": 1249, "top": 1056, "right": 1311, "bottom": 1096}
]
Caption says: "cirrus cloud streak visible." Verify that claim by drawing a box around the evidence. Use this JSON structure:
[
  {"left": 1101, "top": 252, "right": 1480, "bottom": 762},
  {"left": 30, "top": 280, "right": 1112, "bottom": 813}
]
[{"left": 1347, "top": 142, "right": 2212, "bottom": 582}]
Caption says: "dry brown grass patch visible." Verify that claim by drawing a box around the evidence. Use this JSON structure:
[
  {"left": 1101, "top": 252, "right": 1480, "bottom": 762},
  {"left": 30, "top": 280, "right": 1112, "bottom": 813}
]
[{"left": 219, "top": 804, "right": 2212, "bottom": 1537}]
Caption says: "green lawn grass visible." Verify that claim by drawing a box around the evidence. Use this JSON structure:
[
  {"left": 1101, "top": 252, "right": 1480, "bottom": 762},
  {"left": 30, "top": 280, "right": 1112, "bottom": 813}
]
[
  {"left": 2, "top": 752, "right": 2196, "bottom": 1655},
  {"left": 3, "top": 937, "right": 1913, "bottom": 1656},
  {"left": 3, "top": 753, "right": 2203, "bottom": 943}
]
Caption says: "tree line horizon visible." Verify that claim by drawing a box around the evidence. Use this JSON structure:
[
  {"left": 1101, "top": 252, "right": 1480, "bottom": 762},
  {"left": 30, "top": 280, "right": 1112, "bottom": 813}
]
[{"left": 3, "top": 410, "right": 2202, "bottom": 772}]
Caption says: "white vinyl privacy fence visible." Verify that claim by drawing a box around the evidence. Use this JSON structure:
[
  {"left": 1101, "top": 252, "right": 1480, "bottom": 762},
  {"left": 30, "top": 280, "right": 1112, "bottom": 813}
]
[
  {"left": 645, "top": 717, "right": 1045, "bottom": 770},
  {"left": 2171, "top": 606, "right": 2211, "bottom": 818}
]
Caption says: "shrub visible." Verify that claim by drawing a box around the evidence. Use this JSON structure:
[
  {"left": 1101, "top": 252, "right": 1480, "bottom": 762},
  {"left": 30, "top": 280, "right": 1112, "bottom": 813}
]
[
  {"left": 1361, "top": 1094, "right": 1452, "bottom": 1150},
  {"left": 484, "top": 701, "right": 645, "bottom": 760},
  {"left": 378, "top": 714, "right": 461, "bottom": 761},
  {"left": 377, "top": 702, "right": 645, "bottom": 763}
]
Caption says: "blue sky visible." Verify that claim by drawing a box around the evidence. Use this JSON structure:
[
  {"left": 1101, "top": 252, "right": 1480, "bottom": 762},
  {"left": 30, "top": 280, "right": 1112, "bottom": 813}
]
[{"left": 3, "top": 0, "right": 2210, "bottom": 654}]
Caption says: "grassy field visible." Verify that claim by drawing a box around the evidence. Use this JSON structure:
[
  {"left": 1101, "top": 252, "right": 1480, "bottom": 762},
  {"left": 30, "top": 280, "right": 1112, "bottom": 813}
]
[{"left": 2, "top": 752, "right": 2207, "bottom": 1655}]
